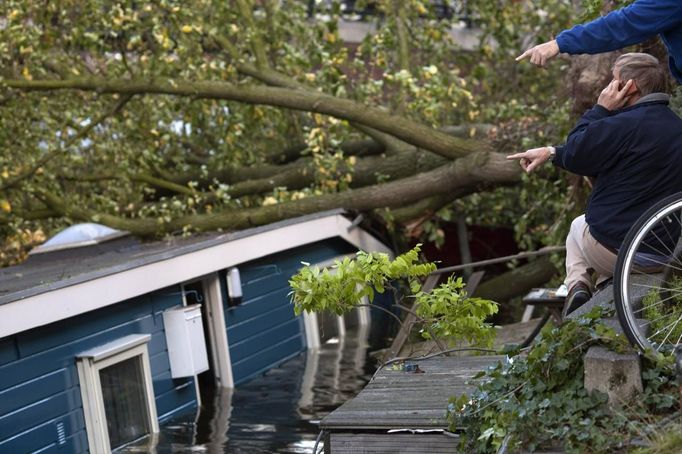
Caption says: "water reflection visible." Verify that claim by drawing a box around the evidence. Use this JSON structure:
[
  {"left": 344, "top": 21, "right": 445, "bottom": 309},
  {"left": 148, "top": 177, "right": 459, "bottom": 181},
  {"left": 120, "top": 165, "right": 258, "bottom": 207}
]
[{"left": 127, "top": 313, "right": 376, "bottom": 453}]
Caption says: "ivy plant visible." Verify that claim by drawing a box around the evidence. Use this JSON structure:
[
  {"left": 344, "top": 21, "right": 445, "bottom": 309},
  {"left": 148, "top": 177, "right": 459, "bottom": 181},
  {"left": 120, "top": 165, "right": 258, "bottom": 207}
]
[{"left": 449, "top": 307, "right": 679, "bottom": 453}]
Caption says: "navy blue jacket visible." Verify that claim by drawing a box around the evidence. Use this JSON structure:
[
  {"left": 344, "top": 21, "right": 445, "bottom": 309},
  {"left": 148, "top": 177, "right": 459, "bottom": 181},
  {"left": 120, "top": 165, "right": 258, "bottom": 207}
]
[
  {"left": 556, "top": 0, "right": 682, "bottom": 83},
  {"left": 554, "top": 99, "right": 682, "bottom": 250}
]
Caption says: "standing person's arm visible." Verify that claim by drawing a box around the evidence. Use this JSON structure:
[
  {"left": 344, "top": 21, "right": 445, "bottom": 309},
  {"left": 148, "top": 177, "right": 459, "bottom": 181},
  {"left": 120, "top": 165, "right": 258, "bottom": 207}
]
[
  {"left": 517, "top": 0, "right": 682, "bottom": 66},
  {"left": 557, "top": 0, "right": 682, "bottom": 55}
]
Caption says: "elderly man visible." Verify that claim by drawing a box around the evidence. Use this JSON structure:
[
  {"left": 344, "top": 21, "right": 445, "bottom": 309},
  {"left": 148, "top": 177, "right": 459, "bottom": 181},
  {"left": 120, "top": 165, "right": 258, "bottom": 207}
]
[
  {"left": 508, "top": 53, "right": 682, "bottom": 316},
  {"left": 516, "top": 0, "right": 682, "bottom": 83}
]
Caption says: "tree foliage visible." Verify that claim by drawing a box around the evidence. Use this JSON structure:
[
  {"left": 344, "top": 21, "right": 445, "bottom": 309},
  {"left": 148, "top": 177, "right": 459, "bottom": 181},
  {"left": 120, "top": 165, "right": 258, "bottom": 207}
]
[
  {"left": 415, "top": 276, "right": 498, "bottom": 346},
  {"left": 289, "top": 244, "right": 498, "bottom": 347},
  {"left": 290, "top": 245, "right": 436, "bottom": 316},
  {"left": 0, "top": 0, "right": 632, "bottom": 267}
]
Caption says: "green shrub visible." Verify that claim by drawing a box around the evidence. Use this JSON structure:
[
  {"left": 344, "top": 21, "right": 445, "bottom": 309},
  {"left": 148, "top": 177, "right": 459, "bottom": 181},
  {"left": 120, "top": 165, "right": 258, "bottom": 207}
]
[{"left": 449, "top": 307, "right": 678, "bottom": 453}]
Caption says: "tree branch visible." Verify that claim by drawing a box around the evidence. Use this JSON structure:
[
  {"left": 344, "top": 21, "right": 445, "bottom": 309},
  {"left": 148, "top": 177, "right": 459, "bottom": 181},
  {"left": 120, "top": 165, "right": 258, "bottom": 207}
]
[
  {"left": 391, "top": 0, "right": 410, "bottom": 113},
  {"left": 0, "top": 208, "right": 59, "bottom": 225},
  {"left": 162, "top": 138, "right": 385, "bottom": 188},
  {"left": 130, "top": 174, "right": 199, "bottom": 197},
  {"left": 216, "top": 36, "right": 428, "bottom": 154},
  {"left": 36, "top": 151, "right": 520, "bottom": 236},
  {"left": 392, "top": 0, "right": 410, "bottom": 71},
  {"left": 58, "top": 171, "right": 210, "bottom": 198},
  {"left": 235, "top": 0, "right": 270, "bottom": 69},
  {"left": 4, "top": 77, "right": 486, "bottom": 160},
  {"left": 390, "top": 192, "right": 469, "bottom": 225}
]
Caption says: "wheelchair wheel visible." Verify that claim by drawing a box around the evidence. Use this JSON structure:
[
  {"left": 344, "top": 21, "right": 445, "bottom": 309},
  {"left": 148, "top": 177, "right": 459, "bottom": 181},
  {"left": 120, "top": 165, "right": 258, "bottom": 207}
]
[{"left": 613, "top": 192, "right": 682, "bottom": 353}]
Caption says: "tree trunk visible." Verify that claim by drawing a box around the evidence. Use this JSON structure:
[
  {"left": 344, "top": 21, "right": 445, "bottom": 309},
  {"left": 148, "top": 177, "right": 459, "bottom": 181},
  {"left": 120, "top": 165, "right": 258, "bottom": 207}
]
[
  {"left": 5, "top": 78, "right": 490, "bottom": 160},
  {"left": 472, "top": 256, "right": 558, "bottom": 303},
  {"left": 40, "top": 152, "right": 520, "bottom": 236}
]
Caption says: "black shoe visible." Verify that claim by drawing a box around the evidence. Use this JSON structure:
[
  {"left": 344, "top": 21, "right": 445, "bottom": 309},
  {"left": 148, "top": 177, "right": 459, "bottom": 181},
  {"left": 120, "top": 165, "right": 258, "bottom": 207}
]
[{"left": 562, "top": 282, "right": 592, "bottom": 318}]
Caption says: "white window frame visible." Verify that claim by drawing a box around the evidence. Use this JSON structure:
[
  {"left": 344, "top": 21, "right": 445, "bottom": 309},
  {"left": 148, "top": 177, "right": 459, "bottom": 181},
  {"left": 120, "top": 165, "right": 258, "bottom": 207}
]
[{"left": 76, "top": 334, "right": 159, "bottom": 452}]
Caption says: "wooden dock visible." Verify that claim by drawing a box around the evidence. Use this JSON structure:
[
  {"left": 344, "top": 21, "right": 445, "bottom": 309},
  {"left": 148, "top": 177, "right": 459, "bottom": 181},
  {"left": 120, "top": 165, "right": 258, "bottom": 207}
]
[{"left": 320, "top": 355, "right": 504, "bottom": 453}]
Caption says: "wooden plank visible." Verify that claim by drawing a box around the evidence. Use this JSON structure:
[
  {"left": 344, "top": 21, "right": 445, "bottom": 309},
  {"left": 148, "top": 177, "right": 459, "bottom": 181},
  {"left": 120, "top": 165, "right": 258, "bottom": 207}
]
[
  {"left": 229, "top": 318, "right": 302, "bottom": 362},
  {"left": 321, "top": 355, "right": 502, "bottom": 430},
  {"left": 0, "top": 409, "right": 85, "bottom": 453},
  {"left": 464, "top": 270, "right": 485, "bottom": 294},
  {"left": 0, "top": 367, "right": 72, "bottom": 416},
  {"left": 386, "top": 274, "right": 441, "bottom": 358},
  {"left": 387, "top": 271, "right": 486, "bottom": 360},
  {"left": 223, "top": 287, "right": 290, "bottom": 325},
  {"left": 0, "top": 388, "right": 81, "bottom": 441},
  {"left": 329, "top": 432, "right": 459, "bottom": 453},
  {"left": 231, "top": 335, "right": 305, "bottom": 385}
]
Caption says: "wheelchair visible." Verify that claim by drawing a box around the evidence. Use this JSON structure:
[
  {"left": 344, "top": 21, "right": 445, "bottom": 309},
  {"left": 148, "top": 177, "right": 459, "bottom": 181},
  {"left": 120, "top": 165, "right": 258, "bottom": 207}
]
[{"left": 614, "top": 192, "right": 682, "bottom": 354}]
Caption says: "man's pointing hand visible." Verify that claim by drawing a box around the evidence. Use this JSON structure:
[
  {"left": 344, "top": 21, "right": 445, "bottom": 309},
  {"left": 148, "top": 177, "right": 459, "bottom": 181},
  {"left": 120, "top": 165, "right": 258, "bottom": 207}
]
[
  {"left": 507, "top": 147, "right": 553, "bottom": 173},
  {"left": 516, "top": 40, "right": 560, "bottom": 67}
]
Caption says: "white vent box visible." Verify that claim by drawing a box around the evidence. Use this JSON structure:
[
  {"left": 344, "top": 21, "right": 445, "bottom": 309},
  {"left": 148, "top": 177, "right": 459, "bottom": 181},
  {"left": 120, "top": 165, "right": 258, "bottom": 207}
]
[{"left": 163, "top": 305, "right": 209, "bottom": 378}]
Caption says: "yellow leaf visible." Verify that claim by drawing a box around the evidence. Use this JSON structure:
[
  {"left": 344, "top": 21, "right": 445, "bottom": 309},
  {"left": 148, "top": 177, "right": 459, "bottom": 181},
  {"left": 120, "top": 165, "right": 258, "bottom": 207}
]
[
  {"left": 181, "top": 25, "right": 193, "bottom": 33},
  {"left": 0, "top": 199, "right": 11, "bottom": 213},
  {"left": 262, "top": 196, "right": 278, "bottom": 206}
]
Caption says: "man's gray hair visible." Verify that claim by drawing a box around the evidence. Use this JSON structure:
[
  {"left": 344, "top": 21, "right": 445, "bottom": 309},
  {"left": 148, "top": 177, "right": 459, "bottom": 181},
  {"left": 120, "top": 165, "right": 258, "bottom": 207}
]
[{"left": 614, "top": 53, "right": 668, "bottom": 96}]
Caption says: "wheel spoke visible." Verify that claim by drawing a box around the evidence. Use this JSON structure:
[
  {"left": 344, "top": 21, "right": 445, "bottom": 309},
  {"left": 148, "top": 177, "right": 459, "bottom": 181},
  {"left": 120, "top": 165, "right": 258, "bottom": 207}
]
[
  {"left": 648, "top": 315, "right": 682, "bottom": 343},
  {"left": 629, "top": 282, "right": 682, "bottom": 294},
  {"left": 656, "top": 315, "right": 682, "bottom": 351},
  {"left": 628, "top": 252, "right": 682, "bottom": 273},
  {"left": 674, "top": 330, "right": 682, "bottom": 347},
  {"left": 632, "top": 291, "right": 682, "bottom": 314}
]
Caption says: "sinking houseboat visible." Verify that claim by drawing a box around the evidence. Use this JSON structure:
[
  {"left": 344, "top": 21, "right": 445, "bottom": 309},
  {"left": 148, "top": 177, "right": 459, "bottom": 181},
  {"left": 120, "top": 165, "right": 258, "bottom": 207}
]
[{"left": 0, "top": 210, "right": 392, "bottom": 452}]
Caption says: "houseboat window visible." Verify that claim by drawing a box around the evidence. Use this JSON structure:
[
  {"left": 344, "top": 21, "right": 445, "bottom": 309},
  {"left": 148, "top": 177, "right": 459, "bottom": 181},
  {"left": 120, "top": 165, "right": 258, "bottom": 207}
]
[
  {"left": 100, "top": 356, "right": 150, "bottom": 448},
  {"left": 76, "top": 334, "right": 159, "bottom": 452}
]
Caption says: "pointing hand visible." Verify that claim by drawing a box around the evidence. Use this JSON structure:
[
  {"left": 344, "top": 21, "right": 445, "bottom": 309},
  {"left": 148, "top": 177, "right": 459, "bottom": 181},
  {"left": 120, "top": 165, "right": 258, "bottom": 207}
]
[{"left": 516, "top": 40, "right": 560, "bottom": 67}]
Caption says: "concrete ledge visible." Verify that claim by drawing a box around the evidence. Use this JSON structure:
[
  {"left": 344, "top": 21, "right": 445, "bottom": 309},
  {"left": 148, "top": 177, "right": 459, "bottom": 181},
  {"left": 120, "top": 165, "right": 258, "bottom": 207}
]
[
  {"left": 568, "top": 274, "right": 660, "bottom": 320},
  {"left": 584, "top": 345, "right": 642, "bottom": 406}
]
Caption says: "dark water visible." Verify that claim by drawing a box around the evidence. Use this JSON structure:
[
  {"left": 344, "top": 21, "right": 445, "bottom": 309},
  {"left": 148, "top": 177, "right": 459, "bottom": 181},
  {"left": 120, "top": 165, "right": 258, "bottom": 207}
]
[{"left": 124, "top": 322, "right": 381, "bottom": 453}]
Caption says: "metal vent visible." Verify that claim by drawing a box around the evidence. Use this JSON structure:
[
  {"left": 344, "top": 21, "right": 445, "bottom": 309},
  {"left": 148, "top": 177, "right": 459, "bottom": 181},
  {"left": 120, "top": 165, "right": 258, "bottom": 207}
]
[{"left": 56, "top": 421, "right": 66, "bottom": 445}]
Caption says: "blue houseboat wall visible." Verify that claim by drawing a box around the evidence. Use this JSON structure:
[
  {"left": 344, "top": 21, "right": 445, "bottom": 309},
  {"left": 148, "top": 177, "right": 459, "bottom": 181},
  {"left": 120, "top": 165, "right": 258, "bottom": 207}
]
[
  {"left": 0, "top": 210, "right": 393, "bottom": 452},
  {"left": 221, "top": 238, "right": 356, "bottom": 385},
  {"left": 0, "top": 286, "right": 196, "bottom": 453}
]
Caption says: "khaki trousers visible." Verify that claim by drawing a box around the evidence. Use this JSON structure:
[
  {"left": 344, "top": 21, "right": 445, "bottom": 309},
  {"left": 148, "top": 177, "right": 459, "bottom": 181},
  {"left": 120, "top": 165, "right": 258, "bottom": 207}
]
[{"left": 565, "top": 214, "right": 617, "bottom": 291}]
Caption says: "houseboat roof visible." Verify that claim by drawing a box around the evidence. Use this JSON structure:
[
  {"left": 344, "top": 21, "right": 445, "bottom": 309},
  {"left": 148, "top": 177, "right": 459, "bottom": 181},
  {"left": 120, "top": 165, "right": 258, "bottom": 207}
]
[{"left": 0, "top": 210, "right": 391, "bottom": 338}]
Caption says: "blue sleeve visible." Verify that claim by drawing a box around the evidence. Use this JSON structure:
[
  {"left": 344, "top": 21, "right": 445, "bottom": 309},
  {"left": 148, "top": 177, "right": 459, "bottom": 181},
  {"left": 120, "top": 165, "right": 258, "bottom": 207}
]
[
  {"left": 554, "top": 105, "right": 633, "bottom": 176},
  {"left": 556, "top": 0, "right": 682, "bottom": 55}
]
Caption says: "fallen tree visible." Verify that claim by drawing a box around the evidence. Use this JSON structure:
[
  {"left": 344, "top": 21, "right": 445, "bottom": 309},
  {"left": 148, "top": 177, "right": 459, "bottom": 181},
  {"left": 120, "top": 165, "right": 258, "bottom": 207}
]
[{"left": 0, "top": 0, "right": 580, "bottom": 273}]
